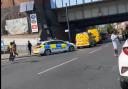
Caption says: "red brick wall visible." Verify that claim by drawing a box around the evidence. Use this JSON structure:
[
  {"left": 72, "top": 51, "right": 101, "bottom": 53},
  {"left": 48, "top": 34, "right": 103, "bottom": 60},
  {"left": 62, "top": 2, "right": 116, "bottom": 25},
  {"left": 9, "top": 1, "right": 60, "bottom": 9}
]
[
  {"left": 1, "top": 0, "right": 14, "bottom": 8},
  {"left": 1, "top": 0, "right": 31, "bottom": 8},
  {"left": 14, "top": 0, "right": 31, "bottom": 5}
]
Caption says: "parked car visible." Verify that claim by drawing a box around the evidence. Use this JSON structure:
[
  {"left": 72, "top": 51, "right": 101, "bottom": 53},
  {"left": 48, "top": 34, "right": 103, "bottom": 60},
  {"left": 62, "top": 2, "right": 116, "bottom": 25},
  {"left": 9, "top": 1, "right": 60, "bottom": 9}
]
[
  {"left": 118, "top": 39, "right": 128, "bottom": 89},
  {"left": 1, "top": 40, "right": 6, "bottom": 53},
  {"left": 100, "top": 32, "right": 109, "bottom": 40},
  {"left": 33, "top": 40, "right": 77, "bottom": 56}
]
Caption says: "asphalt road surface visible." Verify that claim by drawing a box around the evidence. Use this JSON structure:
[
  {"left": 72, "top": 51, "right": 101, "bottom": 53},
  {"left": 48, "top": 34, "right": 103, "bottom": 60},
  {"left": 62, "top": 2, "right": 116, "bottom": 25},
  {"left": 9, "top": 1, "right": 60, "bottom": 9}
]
[{"left": 1, "top": 42, "right": 123, "bottom": 89}]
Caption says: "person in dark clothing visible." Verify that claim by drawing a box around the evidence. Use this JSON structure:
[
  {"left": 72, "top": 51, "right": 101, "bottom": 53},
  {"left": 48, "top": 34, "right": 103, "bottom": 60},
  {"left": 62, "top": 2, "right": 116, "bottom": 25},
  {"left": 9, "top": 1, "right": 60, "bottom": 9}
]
[
  {"left": 9, "top": 42, "right": 15, "bottom": 62},
  {"left": 28, "top": 41, "right": 32, "bottom": 55},
  {"left": 125, "top": 27, "right": 128, "bottom": 39},
  {"left": 13, "top": 40, "right": 18, "bottom": 56}
]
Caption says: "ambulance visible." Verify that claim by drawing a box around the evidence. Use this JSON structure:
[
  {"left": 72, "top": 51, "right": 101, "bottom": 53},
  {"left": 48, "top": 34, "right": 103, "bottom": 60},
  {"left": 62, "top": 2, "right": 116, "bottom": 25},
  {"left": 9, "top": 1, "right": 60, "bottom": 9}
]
[
  {"left": 75, "top": 32, "right": 96, "bottom": 48},
  {"left": 87, "top": 28, "right": 101, "bottom": 43}
]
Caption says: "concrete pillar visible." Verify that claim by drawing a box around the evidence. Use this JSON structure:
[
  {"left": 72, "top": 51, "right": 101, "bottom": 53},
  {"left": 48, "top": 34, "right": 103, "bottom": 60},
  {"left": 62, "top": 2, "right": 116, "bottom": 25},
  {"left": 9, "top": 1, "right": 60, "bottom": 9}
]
[{"left": 35, "top": 0, "right": 65, "bottom": 40}]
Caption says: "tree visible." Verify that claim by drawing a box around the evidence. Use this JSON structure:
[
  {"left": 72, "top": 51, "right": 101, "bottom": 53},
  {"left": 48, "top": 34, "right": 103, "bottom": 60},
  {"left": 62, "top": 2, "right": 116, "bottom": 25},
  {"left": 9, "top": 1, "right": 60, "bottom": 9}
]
[{"left": 105, "top": 24, "right": 115, "bottom": 34}]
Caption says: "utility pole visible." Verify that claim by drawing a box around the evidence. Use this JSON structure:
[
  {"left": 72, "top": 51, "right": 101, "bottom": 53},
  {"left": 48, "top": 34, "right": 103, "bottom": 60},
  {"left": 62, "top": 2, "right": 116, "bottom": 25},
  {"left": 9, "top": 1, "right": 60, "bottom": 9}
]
[{"left": 65, "top": 3, "right": 71, "bottom": 42}]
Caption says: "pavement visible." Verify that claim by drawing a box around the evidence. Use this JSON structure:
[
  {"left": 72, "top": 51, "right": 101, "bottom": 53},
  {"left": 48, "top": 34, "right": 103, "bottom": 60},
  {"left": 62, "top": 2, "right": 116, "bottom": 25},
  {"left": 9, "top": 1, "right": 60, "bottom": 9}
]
[
  {"left": 1, "top": 42, "right": 123, "bottom": 89},
  {"left": 1, "top": 52, "right": 37, "bottom": 60},
  {"left": 1, "top": 40, "right": 111, "bottom": 60}
]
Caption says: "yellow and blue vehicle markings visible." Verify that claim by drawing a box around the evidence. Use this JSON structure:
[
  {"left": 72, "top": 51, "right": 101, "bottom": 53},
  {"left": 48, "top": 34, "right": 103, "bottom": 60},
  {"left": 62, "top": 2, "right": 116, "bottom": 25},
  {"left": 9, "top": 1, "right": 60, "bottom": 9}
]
[{"left": 40, "top": 43, "right": 71, "bottom": 50}]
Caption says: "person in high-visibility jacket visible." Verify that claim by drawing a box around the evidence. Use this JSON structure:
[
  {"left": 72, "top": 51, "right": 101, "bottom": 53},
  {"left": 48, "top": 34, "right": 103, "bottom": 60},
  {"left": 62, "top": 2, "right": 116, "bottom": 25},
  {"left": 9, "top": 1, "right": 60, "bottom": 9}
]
[{"left": 8, "top": 42, "right": 15, "bottom": 62}]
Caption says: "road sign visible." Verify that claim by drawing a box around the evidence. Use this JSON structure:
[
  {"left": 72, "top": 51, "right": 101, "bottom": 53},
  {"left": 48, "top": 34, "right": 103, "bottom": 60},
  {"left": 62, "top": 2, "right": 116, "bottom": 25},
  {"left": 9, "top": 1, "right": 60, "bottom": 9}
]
[{"left": 30, "top": 14, "right": 38, "bottom": 33}]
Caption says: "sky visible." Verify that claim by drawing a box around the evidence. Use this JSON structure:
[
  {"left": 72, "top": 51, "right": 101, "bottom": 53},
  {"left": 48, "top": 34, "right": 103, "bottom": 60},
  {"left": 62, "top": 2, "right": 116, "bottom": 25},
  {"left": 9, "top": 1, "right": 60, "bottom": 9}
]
[{"left": 51, "top": 0, "right": 101, "bottom": 8}]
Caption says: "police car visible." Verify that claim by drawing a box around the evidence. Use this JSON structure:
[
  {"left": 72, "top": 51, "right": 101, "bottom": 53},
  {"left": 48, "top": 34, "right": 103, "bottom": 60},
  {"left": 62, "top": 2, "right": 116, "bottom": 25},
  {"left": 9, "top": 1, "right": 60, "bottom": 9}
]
[
  {"left": 118, "top": 39, "right": 128, "bottom": 89},
  {"left": 33, "top": 40, "right": 77, "bottom": 56}
]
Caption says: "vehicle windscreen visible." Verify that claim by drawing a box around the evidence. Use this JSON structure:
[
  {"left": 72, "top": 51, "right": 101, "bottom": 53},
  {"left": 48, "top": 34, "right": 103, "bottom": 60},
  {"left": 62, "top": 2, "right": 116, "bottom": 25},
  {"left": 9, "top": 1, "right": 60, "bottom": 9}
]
[{"left": 36, "top": 43, "right": 41, "bottom": 46}]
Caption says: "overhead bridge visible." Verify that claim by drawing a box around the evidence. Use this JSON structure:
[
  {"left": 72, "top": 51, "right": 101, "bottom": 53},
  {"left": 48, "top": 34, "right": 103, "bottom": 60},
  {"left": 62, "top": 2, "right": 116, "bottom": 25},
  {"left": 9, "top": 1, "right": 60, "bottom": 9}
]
[{"left": 53, "top": 0, "right": 128, "bottom": 26}]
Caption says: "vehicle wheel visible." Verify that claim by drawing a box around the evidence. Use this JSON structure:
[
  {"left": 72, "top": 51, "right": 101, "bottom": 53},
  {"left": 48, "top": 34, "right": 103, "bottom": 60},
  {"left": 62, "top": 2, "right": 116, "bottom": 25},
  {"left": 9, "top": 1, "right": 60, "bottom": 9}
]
[
  {"left": 89, "top": 42, "right": 94, "bottom": 47},
  {"left": 44, "top": 49, "right": 51, "bottom": 56},
  {"left": 94, "top": 43, "right": 97, "bottom": 46},
  {"left": 40, "top": 54, "right": 44, "bottom": 56},
  {"left": 120, "top": 80, "right": 128, "bottom": 89},
  {"left": 69, "top": 46, "right": 75, "bottom": 52},
  {"left": 90, "top": 42, "right": 96, "bottom": 47}
]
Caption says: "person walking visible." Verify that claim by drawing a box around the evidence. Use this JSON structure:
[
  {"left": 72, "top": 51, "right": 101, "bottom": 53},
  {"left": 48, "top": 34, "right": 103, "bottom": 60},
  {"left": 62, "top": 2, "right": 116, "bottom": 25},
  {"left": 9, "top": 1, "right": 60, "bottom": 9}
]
[
  {"left": 125, "top": 26, "right": 128, "bottom": 39},
  {"left": 9, "top": 42, "right": 15, "bottom": 62},
  {"left": 111, "top": 30, "right": 121, "bottom": 57},
  {"left": 13, "top": 40, "right": 18, "bottom": 56},
  {"left": 27, "top": 41, "right": 32, "bottom": 55}
]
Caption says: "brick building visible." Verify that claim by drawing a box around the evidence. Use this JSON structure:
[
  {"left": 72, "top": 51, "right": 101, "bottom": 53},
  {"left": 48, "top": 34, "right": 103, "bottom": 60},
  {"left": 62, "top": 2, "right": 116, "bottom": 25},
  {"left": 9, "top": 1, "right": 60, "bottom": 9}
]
[
  {"left": 1, "top": 0, "right": 64, "bottom": 41},
  {"left": 1, "top": 0, "right": 32, "bottom": 8}
]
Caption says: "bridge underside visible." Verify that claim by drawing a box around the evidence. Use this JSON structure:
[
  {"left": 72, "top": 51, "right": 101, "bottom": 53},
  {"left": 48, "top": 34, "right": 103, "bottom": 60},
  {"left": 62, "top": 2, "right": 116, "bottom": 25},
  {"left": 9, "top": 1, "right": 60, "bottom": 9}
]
[
  {"left": 60, "top": 13, "right": 128, "bottom": 28},
  {"left": 52, "top": 0, "right": 128, "bottom": 42},
  {"left": 56, "top": 0, "right": 128, "bottom": 28},
  {"left": 58, "top": 13, "right": 128, "bottom": 43}
]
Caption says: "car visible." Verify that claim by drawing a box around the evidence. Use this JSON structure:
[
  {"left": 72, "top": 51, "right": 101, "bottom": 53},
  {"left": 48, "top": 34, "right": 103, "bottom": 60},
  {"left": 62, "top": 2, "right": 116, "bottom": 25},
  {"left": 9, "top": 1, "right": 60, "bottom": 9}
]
[
  {"left": 1, "top": 40, "right": 6, "bottom": 53},
  {"left": 118, "top": 39, "right": 128, "bottom": 89},
  {"left": 33, "top": 40, "right": 77, "bottom": 56},
  {"left": 100, "top": 32, "right": 109, "bottom": 40}
]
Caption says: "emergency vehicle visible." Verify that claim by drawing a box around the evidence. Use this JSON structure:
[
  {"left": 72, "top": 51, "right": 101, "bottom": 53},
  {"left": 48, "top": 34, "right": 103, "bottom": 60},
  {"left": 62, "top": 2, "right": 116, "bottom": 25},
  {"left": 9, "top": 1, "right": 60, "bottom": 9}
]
[
  {"left": 75, "top": 32, "right": 96, "bottom": 48},
  {"left": 33, "top": 40, "right": 77, "bottom": 56}
]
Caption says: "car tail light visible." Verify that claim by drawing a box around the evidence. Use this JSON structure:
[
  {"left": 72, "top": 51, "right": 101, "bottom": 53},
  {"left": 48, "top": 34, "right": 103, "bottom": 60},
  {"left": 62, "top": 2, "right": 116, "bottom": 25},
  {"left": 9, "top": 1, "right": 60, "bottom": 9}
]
[
  {"left": 123, "top": 47, "right": 128, "bottom": 55},
  {"left": 121, "top": 67, "right": 128, "bottom": 74}
]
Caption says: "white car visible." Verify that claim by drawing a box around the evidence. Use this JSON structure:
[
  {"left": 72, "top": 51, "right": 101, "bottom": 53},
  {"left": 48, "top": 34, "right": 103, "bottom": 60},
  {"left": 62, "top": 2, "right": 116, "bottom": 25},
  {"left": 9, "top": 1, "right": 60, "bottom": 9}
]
[
  {"left": 33, "top": 40, "right": 77, "bottom": 56},
  {"left": 118, "top": 39, "right": 128, "bottom": 89}
]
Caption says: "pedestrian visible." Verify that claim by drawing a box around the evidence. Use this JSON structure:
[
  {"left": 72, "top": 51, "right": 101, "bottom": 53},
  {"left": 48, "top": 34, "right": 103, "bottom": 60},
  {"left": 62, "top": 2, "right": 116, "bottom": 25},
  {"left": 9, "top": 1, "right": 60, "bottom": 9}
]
[
  {"left": 13, "top": 40, "right": 18, "bottom": 56},
  {"left": 9, "top": 42, "right": 15, "bottom": 62},
  {"left": 27, "top": 41, "right": 32, "bottom": 55},
  {"left": 125, "top": 26, "right": 128, "bottom": 39},
  {"left": 122, "top": 30, "right": 126, "bottom": 40},
  {"left": 111, "top": 30, "right": 121, "bottom": 57}
]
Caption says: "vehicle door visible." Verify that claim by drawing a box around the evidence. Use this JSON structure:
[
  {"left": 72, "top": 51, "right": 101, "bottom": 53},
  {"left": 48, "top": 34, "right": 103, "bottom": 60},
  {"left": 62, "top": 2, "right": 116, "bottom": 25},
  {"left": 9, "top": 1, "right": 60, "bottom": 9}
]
[
  {"left": 48, "top": 41, "right": 59, "bottom": 53},
  {"left": 56, "top": 41, "right": 68, "bottom": 52}
]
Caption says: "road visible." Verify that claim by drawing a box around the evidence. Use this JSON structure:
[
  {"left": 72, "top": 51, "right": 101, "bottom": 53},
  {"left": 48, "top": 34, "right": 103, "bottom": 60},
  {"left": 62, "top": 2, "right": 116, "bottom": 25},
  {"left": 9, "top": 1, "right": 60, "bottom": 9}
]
[{"left": 1, "top": 42, "right": 122, "bottom": 89}]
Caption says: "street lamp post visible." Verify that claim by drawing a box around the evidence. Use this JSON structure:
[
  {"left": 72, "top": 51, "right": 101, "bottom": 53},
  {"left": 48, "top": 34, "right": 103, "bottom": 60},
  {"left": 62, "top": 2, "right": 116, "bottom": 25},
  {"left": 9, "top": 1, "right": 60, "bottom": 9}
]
[{"left": 65, "top": 3, "right": 71, "bottom": 42}]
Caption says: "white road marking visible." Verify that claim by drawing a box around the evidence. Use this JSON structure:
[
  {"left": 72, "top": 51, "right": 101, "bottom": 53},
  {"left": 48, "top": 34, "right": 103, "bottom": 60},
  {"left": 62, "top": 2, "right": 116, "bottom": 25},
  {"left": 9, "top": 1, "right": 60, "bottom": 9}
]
[
  {"left": 37, "top": 58, "right": 79, "bottom": 75},
  {"left": 88, "top": 48, "right": 102, "bottom": 54}
]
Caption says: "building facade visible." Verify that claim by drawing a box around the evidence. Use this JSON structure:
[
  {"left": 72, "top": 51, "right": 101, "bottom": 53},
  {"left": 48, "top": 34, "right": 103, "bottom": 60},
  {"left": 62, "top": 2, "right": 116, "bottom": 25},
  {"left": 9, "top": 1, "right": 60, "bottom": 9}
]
[
  {"left": 1, "top": 0, "right": 32, "bottom": 8},
  {"left": 50, "top": 0, "right": 102, "bottom": 9},
  {"left": 1, "top": 0, "right": 64, "bottom": 41}
]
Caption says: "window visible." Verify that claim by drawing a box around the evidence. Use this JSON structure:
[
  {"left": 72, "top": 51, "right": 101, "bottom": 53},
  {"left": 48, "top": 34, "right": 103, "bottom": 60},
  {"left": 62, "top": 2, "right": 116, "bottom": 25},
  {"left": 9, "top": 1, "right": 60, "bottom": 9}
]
[
  {"left": 57, "top": 41, "right": 65, "bottom": 44},
  {"left": 51, "top": 0, "right": 101, "bottom": 8},
  {"left": 70, "top": 0, "right": 77, "bottom": 6},
  {"left": 84, "top": 0, "right": 91, "bottom": 3},
  {"left": 62, "top": 0, "right": 70, "bottom": 7},
  {"left": 77, "top": 0, "right": 83, "bottom": 5},
  {"left": 51, "top": 0, "right": 56, "bottom": 8},
  {"left": 56, "top": 0, "right": 63, "bottom": 8},
  {"left": 36, "top": 43, "right": 41, "bottom": 46},
  {"left": 92, "top": 0, "right": 100, "bottom": 2},
  {"left": 48, "top": 41, "right": 58, "bottom": 44}
]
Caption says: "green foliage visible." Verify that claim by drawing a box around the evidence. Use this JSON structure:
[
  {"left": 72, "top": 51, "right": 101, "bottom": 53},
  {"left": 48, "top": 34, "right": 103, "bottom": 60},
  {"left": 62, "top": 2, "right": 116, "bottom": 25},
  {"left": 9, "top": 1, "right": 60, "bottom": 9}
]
[
  {"left": 106, "top": 24, "right": 114, "bottom": 34},
  {"left": 98, "top": 24, "right": 115, "bottom": 34}
]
